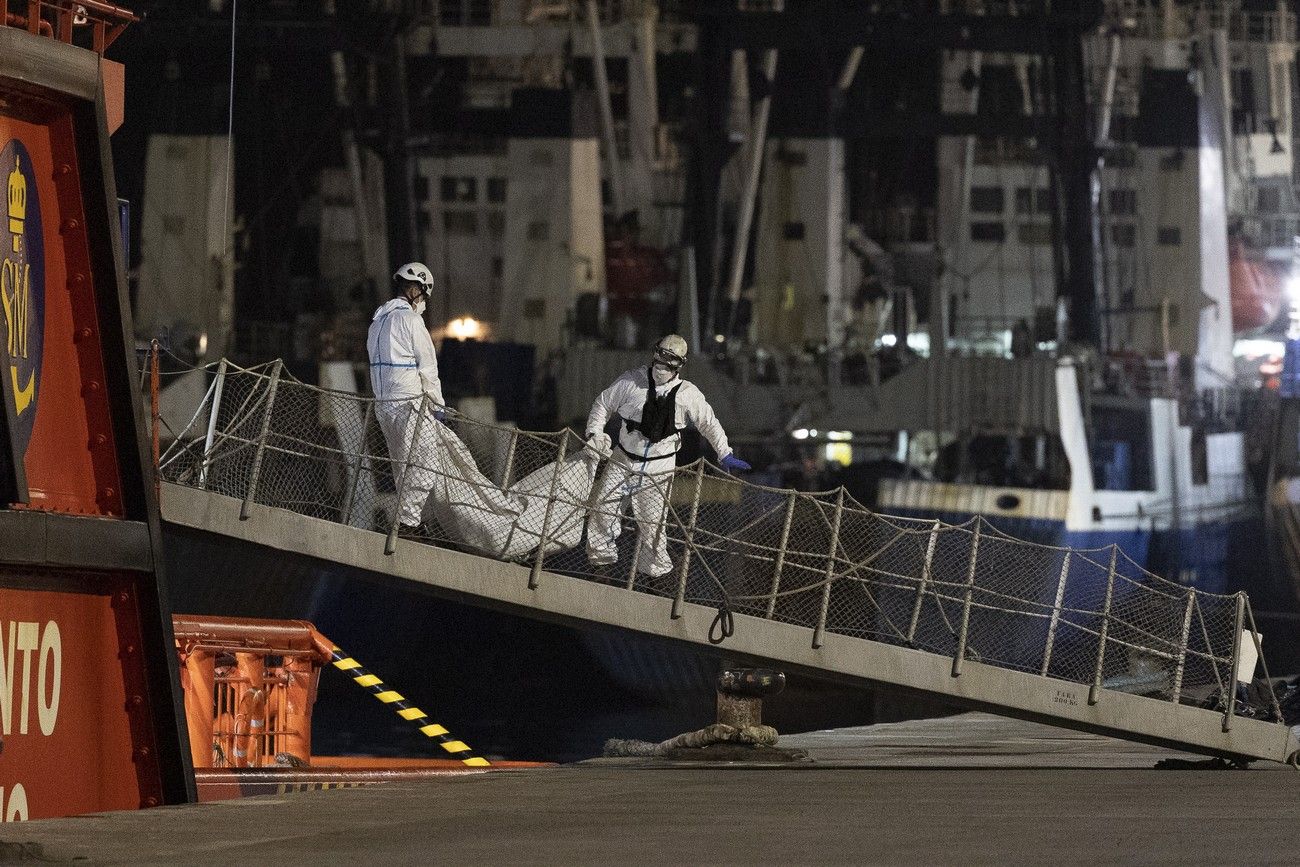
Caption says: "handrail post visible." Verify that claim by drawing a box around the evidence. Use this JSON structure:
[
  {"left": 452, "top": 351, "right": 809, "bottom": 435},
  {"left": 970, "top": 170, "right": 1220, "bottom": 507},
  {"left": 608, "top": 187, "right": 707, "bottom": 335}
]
[
  {"left": 199, "top": 358, "right": 229, "bottom": 490},
  {"left": 1242, "top": 598, "right": 1283, "bottom": 723},
  {"left": 1169, "top": 588, "right": 1196, "bottom": 704},
  {"left": 1237, "top": 600, "right": 1279, "bottom": 722},
  {"left": 150, "top": 340, "right": 160, "bottom": 500},
  {"left": 530, "top": 432, "right": 570, "bottom": 589},
  {"left": 952, "top": 520, "right": 981, "bottom": 676},
  {"left": 764, "top": 492, "right": 798, "bottom": 619},
  {"left": 240, "top": 360, "right": 283, "bottom": 521},
  {"left": 811, "top": 489, "right": 844, "bottom": 649},
  {"left": 906, "top": 521, "right": 942, "bottom": 644},
  {"left": 1223, "top": 591, "right": 1246, "bottom": 732},
  {"left": 385, "top": 394, "right": 430, "bottom": 555},
  {"left": 342, "top": 400, "right": 373, "bottom": 526},
  {"left": 1040, "top": 551, "right": 1071, "bottom": 676},
  {"left": 671, "top": 461, "right": 706, "bottom": 618},
  {"left": 1088, "top": 545, "right": 1118, "bottom": 705},
  {"left": 500, "top": 427, "right": 519, "bottom": 488}
]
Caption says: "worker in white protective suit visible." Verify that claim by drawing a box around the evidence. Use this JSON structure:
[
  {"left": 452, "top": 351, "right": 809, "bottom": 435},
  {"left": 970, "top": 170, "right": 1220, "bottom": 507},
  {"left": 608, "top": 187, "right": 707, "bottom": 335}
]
[
  {"left": 367, "top": 262, "right": 447, "bottom": 534},
  {"left": 585, "top": 334, "right": 751, "bottom": 578}
]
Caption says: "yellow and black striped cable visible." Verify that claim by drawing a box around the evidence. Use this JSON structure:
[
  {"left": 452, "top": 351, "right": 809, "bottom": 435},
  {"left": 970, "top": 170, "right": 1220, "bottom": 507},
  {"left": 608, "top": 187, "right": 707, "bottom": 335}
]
[{"left": 328, "top": 646, "right": 490, "bottom": 767}]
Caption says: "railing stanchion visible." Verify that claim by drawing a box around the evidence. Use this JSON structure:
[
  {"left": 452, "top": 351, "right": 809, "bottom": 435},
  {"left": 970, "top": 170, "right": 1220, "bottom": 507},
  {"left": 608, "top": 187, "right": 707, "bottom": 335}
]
[
  {"left": 240, "top": 360, "right": 283, "bottom": 521},
  {"left": 150, "top": 340, "right": 160, "bottom": 501},
  {"left": 671, "top": 461, "right": 706, "bottom": 619},
  {"left": 1242, "top": 598, "right": 1282, "bottom": 723},
  {"left": 811, "top": 489, "right": 844, "bottom": 649},
  {"left": 530, "top": 432, "right": 570, "bottom": 589},
  {"left": 1040, "top": 551, "right": 1071, "bottom": 676},
  {"left": 385, "top": 394, "right": 430, "bottom": 555},
  {"left": 199, "top": 358, "right": 228, "bottom": 490},
  {"left": 906, "top": 521, "right": 942, "bottom": 644},
  {"left": 500, "top": 427, "right": 519, "bottom": 488},
  {"left": 764, "top": 492, "right": 798, "bottom": 619},
  {"left": 1169, "top": 588, "right": 1195, "bottom": 704},
  {"left": 952, "top": 520, "right": 982, "bottom": 676},
  {"left": 1223, "top": 591, "right": 1246, "bottom": 732},
  {"left": 342, "top": 400, "right": 373, "bottom": 527},
  {"left": 1088, "top": 545, "right": 1119, "bottom": 704}
]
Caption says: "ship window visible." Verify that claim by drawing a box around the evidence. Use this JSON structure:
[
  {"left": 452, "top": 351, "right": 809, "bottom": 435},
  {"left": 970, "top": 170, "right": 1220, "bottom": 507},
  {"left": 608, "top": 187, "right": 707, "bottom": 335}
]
[
  {"left": 487, "top": 177, "right": 507, "bottom": 203},
  {"left": 970, "top": 187, "right": 1004, "bottom": 213},
  {"left": 1089, "top": 404, "right": 1154, "bottom": 491},
  {"left": 777, "top": 146, "right": 808, "bottom": 166},
  {"left": 1017, "top": 223, "right": 1052, "bottom": 245},
  {"left": 527, "top": 220, "right": 549, "bottom": 241},
  {"left": 976, "top": 64, "right": 1024, "bottom": 118},
  {"left": 440, "top": 176, "right": 477, "bottom": 203},
  {"left": 969, "top": 222, "right": 1005, "bottom": 243},
  {"left": 486, "top": 211, "right": 505, "bottom": 237},
  {"left": 1191, "top": 428, "right": 1208, "bottom": 486},
  {"left": 1014, "top": 187, "right": 1051, "bottom": 214},
  {"left": 440, "top": 0, "right": 490, "bottom": 25},
  {"left": 1157, "top": 226, "right": 1181, "bottom": 246},
  {"left": 1257, "top": 186, "right": 1281, "bottom": 214},
  {"left": 414, "top": 176, "right": 430, "bottom": 202},
  {"left": 1110, "top": 224, "right": 1137, "bottom": 247},
  {"left": 931, "top": 434, "right": 1070, "bottom": 490},
  {"left": 1108, "top": 189, "right": 1137, "bottom": 215},
  {"left": 1107, "top": 149, "right": 1136, "bottom": 168},
  {"left": 443, "top": 210, "right": 478, "bottom": 235},
  {"left": 492, "top": 256, "right": 503, "bottom": 279},
  {"left": 1137, "top": 69, "right": 1199, "bottom": 146},
  {"left": 783, "top": 222, "right": 806, "bottom": 240},
  {"left": 1231, "top": 68, "right": 1257, "bottom": 115}
]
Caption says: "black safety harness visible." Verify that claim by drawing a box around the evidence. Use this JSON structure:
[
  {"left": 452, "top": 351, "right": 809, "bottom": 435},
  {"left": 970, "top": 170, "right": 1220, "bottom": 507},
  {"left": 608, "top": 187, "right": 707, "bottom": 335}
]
[{"left": 617, "top": 367, "right": 684, "bottom": 461}]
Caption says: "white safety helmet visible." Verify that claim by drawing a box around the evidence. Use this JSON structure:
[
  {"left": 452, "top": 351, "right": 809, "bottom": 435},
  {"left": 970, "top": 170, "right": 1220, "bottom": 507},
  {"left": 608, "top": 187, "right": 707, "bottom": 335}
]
[
  {"left": 393, "top": 262, "right": 435, "bottom": 293},
  {"left": 652, "top": 334, "right": 688, "bottom": 372}
]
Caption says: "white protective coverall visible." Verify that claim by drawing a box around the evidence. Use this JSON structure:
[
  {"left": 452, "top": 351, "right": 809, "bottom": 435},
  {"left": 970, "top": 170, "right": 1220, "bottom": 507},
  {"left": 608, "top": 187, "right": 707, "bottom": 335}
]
[
  {"left": 367, "top": 297, "right": 446, "bottom": 526},
  {"left": 586, "top": 367, "right": 732, "bottom": 577}
]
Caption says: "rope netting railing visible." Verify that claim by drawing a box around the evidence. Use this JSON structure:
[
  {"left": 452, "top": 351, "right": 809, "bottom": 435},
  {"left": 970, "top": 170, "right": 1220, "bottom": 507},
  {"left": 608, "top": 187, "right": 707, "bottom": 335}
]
[{"left": 155, "top": 359, "right": 1285, "bottom": 729}]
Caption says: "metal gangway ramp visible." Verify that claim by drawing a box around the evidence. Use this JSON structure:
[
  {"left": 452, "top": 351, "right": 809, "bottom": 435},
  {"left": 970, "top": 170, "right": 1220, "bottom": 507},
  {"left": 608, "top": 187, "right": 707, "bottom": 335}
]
[{"left": 156, "top": 359, "right": 1299, "bottom": 765}]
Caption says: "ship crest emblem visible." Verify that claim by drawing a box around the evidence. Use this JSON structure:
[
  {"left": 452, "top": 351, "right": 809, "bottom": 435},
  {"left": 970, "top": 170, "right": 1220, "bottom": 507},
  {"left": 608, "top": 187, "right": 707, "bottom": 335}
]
[{"left": 1, "top": 139, "right": 45, "bottom": 455}]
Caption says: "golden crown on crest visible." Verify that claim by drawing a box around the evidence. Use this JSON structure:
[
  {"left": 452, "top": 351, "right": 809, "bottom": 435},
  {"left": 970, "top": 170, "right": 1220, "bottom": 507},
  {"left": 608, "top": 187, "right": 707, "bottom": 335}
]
[{"left": 7, "top": 156, "right": 26, "bottom": 253}]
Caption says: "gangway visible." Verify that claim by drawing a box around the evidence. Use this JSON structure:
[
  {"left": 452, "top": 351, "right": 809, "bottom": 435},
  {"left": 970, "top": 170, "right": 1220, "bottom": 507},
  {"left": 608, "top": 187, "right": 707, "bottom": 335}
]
[{"left": 155, "top": 359, "right": 1299, "bottom": 765}]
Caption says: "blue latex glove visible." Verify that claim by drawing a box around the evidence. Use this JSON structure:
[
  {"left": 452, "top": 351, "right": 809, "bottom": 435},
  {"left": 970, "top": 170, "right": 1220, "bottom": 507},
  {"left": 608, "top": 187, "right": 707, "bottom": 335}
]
[
  {"left": 433, "top": 407, "right": 447, "bottom": 423},
  {"left": 721, "top": 453, "right": 751, "bottom": 472}
]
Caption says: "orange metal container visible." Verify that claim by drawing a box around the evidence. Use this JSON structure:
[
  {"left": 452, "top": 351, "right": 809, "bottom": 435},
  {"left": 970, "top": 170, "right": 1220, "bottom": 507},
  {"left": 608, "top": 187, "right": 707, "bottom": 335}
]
[{"left": 173, "top": 615, "right": 331, "bottom": 769}]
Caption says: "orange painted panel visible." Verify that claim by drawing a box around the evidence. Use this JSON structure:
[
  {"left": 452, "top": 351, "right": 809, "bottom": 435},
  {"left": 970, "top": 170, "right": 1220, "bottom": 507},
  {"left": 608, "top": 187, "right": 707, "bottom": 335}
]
[
  {"left": 1, "top": 109, "right": 123, "bottom": 515},
  {"left": 100, "top": 59, "right": 125, "bottom": 136},
  {"left": 0, "top": 584, "right": 144, "bottom": 820}
]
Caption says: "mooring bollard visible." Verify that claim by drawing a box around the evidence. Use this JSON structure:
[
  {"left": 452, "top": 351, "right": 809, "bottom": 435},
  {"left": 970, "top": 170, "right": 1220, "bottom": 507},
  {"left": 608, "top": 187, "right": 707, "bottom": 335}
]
[{"left": 716, "top": 668, "right": 786, "bottom": 729}]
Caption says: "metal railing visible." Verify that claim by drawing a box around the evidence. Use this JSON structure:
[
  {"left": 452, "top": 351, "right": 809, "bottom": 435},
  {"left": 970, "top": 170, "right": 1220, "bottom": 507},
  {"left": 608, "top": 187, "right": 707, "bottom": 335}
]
[
  {"left": 155, "top": 358, "right": 1286, "bottom": 731},
  {"left": 4, "top": 0, "right": 138, "bottom": 52},
  {"left": 1110, "top": 1, "right": 1297, "bottom": 43}
]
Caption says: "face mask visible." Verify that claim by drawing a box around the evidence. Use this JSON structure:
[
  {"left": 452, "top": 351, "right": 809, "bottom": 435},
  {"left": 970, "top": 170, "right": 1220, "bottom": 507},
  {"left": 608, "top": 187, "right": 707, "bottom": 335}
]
[
  {"left": 651, "top": 361, "right": 677, "bottom": 386},
  {"left": 413, "top": 298, "right": 427, "bottom": 316}
]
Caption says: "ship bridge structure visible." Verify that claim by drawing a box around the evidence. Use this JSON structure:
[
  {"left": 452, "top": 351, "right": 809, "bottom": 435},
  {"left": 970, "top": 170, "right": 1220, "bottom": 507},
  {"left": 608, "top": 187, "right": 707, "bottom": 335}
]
[{"left": 155, "top": 359, "right": 1298, "bottom": 765}]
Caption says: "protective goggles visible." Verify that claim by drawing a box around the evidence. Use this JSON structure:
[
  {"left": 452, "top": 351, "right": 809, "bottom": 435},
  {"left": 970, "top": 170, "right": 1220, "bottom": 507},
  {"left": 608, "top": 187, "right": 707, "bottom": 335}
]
[{"left": 652, "top": 346, "right": 686, "bottom": 370}]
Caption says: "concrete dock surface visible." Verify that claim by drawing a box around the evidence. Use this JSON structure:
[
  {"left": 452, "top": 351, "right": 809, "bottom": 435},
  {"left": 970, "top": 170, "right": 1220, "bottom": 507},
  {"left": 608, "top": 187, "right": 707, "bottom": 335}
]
[{"left": 7, "top": 714, "right": 1299, "bottom": 865}]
